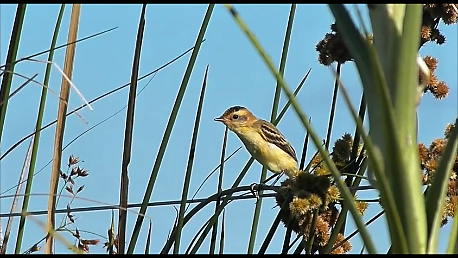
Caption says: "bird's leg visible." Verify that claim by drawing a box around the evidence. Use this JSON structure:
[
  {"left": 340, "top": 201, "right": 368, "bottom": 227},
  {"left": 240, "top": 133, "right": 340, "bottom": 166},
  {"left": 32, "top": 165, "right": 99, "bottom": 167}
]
[
  {"left": 250, "top": 173, "right": 284, "bottom": 201},
  {"left": 249, "top": 182, "right": 260, "bottom": 201}
]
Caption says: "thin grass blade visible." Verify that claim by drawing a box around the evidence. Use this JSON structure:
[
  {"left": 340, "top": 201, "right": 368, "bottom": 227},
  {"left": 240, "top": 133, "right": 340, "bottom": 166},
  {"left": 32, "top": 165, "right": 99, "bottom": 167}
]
[
  {"left": 117, "top": 4, "right": 147, "bottom": 254},
  {"left": 174, "top": 65, "right": 209, "bottom": 254},
  {"left": 126, "top": 5, "right": 214, "bottom": 253}
]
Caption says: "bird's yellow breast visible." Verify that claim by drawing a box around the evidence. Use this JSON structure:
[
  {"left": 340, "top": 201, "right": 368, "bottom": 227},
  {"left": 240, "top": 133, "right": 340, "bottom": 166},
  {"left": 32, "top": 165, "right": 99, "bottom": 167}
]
[{"left": 235, "top": 128, "right": 298, "bottom": 177}]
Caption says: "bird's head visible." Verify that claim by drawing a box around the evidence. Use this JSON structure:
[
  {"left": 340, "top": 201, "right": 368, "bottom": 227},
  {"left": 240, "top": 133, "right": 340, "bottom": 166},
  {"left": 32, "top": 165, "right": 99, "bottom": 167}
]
[{"left": 214, "top": 106, "right": 257, "bottom": 132}]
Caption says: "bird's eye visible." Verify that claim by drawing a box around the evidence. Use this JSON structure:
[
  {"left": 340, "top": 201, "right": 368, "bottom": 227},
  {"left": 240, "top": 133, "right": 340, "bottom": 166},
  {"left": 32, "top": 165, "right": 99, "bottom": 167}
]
[{"left": 232, "top": 114, "right": 239, "bottom": 120}]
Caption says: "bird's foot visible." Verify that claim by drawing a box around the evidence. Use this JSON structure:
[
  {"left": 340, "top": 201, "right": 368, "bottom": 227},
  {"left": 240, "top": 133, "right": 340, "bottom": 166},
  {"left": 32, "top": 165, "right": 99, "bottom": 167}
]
[{"left": 249, "top": 182, "right": 260, "bottom": 201}]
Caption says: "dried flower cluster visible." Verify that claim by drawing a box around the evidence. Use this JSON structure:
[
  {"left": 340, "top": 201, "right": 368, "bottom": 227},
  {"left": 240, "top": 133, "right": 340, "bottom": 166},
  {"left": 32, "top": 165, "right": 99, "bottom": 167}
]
[
  {"left": 418, "top": 122, "right": 458, "bottom": 226},
  {"left": 421, "top": 4, "right": 458, "bottom": 47},
  {"left": 275, "top": 134, "right": 367, "bottom": 254},
  {"left": 420, "top": 55, "right": 449, "bottom": 99},
  {"left": 332, "top": 133, "right": 364, "bottom": 175},
  {"left": 316, "top": 23, "right": 363, "bottom": 66},
  {"left": 316, "top": 5, "right": 455, "bottom": 102}
]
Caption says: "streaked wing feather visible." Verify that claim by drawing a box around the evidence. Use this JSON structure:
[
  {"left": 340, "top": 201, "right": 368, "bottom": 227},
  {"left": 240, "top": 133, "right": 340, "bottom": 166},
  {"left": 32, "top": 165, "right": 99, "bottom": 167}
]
[{"left": 259, "top": 121, "right": 297, "bottom": 162}]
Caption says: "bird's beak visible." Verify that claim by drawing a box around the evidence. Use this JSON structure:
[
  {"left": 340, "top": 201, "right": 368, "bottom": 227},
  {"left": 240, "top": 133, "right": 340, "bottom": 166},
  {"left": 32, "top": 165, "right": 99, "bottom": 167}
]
[{"left": 214, "top": 116, "right": 225, "bottom": 122}]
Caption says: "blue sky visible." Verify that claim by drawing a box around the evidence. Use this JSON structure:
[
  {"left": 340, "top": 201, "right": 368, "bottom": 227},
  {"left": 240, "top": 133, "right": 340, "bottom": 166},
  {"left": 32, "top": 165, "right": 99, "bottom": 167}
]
[{"left": 0, "top": 4, "right": 456, "bottom": 254}]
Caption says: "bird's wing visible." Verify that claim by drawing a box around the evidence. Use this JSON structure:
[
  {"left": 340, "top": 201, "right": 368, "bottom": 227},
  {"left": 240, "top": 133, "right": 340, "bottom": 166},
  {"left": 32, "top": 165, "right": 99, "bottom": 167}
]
[{"left": 259, "top": 120, "right": 297, "bottom": 162}]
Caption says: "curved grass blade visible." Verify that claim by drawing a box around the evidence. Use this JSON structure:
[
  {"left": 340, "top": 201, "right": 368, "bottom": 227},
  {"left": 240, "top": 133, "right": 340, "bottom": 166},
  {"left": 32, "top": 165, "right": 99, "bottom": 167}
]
[
  {"left": 224, "top": 3, "right": 377, "bottom": 253},
  {"left": 44, "top": 4, "right": 80, "bottom": 254},
  {"left": 144, "top": 221, "right": 152, "bottom": 254},
  {"left": 174, "top": 65, "right": 209, "bottom": 254},
  {"left": 126, "top": 5, "right": 214, "bottom": 253},
  {"left": 184, "top": 218, "right": 211, "bottom": 254},
  {"left": 209, "top": 120, "right": 227, "bottom": 254},
  {"left": 0, "top": 4, "right": 26, "bottom": 147},
  {"left": 118, "top": 4, "right": 147, "bottom": 254},
  {"left": 425, "top": 118, "right": 458, "bottom": 253},
  {"left": 0, "top": 41, "right": 203, "bottom": 163},
  {"left": 247, "top": 4, "right": 296, "bottom": 254}
]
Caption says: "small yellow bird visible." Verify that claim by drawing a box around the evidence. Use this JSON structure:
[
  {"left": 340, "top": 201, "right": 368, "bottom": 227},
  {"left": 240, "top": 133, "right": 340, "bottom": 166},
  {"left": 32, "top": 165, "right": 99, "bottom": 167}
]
[{"left": 214, "top": 106, "right": 299, "bottom": 178}]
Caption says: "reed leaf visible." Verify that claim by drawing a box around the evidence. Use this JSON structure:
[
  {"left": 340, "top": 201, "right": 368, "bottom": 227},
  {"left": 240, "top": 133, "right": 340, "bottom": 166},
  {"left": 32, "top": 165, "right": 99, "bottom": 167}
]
[
  {"left": 44, "top": 4, "right": 80, "bottom": 254},
  {"left": 370, "top": 5, "right": 425, "bottom": 253},
  {"left": 0, "top": 4, "right": 26, "bottom": 147}
]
